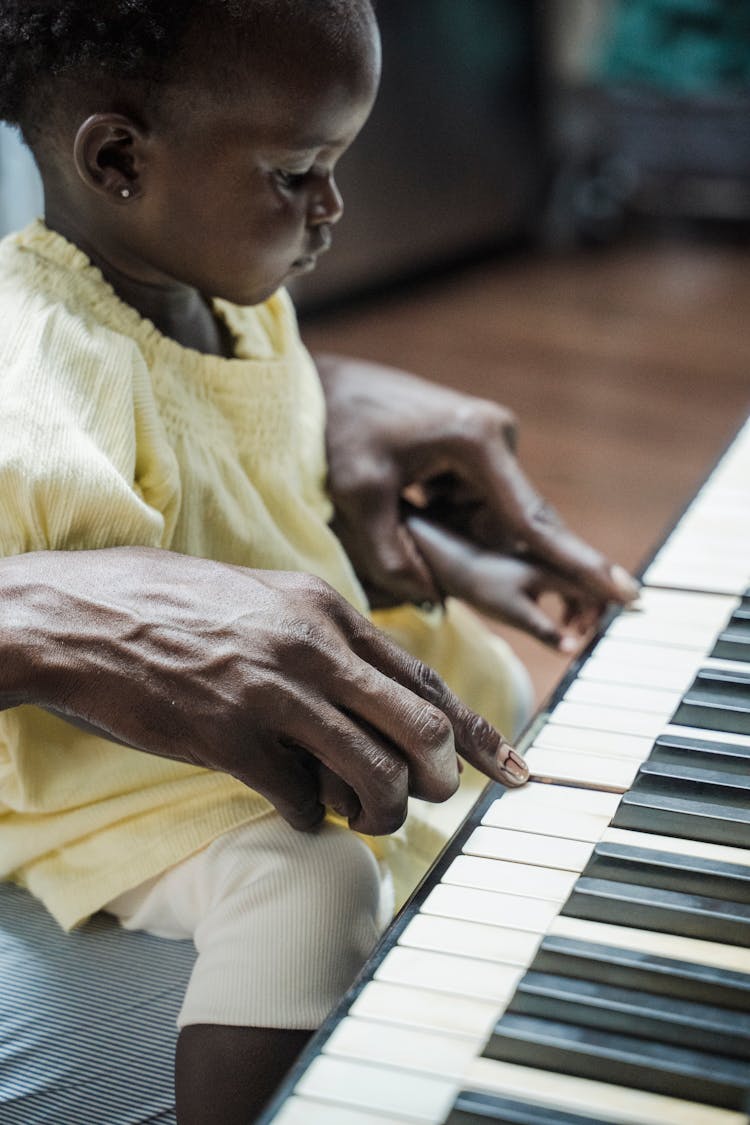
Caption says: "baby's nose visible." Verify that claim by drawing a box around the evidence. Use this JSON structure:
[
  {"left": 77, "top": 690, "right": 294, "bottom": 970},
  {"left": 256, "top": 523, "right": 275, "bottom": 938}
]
[{"left": 309, "top": 176, "right": 344, "bottom": 226}]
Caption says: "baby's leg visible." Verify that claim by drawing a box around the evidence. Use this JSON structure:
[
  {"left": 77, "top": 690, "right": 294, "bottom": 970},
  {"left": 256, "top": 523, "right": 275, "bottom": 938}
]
[
  {"left": 107, "top": 815, "right": 390, "bottom": 1123},
  {"left": 175, "top": 1024, "right": 311, "bottom": 1124}
]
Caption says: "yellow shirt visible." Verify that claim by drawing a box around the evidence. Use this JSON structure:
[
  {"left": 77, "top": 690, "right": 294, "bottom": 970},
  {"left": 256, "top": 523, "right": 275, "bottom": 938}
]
[{"left": 0, "top": 222, "right": 519, "bottom": 928}]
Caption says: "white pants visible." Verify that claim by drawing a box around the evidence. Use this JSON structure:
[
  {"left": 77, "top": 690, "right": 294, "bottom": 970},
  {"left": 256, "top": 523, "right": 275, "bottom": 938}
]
[
  {"left": 105, "top": 815, "right": 392, "bottom": 1031},
  {"left": 104, "top": 647, "right": 534, "bottom": 1034}
]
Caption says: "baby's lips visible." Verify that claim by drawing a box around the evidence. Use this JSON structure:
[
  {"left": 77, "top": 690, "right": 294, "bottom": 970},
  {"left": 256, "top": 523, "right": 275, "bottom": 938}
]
[{"left": 498, "top": 746, "right": 529, "bottom": 787}]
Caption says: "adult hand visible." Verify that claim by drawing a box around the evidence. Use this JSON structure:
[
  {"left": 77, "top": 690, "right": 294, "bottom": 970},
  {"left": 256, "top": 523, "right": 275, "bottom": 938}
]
[
  {"left": 317, "top": 356, "right": 639, "bottom": 644},
  {"left": 0, "top": 548, "right": 527, "bottom": 836}
]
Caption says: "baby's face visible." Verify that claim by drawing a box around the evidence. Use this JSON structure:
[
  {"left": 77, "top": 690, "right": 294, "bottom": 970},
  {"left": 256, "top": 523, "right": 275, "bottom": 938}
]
[{"left": 128, "top": 37, "right": 380, "bottom": 306}]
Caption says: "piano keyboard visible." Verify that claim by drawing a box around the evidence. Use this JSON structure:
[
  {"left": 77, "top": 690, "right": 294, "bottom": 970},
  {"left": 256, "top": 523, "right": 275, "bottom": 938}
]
[
  {"left": 642, "top": 417, "right": 750, "bottom": 597},
  {"left": 259, "top": 418, "right": 750, "bottom": 1125}
]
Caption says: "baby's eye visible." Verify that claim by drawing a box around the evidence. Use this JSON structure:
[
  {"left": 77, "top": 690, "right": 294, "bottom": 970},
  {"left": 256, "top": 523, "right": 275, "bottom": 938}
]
[{"left": 274, "top": 168, "right": 311, "bottom": 190}]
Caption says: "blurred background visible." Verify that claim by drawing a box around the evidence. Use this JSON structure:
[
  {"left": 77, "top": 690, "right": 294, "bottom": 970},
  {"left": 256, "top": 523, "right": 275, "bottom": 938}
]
[{"left": 2, "top": 0, "right": 748, "bottom": 704}]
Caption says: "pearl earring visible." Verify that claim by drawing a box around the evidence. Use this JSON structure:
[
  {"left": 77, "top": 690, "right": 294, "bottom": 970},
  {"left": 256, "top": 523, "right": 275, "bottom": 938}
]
[{"left": 120, "top": 187, "right": 132, "bottom": 199}]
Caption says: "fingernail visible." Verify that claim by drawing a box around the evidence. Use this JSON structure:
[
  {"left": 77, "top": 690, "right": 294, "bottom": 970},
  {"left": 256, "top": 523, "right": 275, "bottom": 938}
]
[
  {"left": 559, "top": 635, "right": 579, "bottom": 655},
  {"left": 499, "top": 747, "right": 528, "bottom": 786},
  {"left": 610, "top": 564, "right": 640, "bottom": 601}
]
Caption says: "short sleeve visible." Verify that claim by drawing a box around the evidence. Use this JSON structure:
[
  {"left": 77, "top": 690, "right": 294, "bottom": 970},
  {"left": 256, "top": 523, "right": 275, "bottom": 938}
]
[{"left": 0, "top": 301, "right": 181, "bottom": 556}]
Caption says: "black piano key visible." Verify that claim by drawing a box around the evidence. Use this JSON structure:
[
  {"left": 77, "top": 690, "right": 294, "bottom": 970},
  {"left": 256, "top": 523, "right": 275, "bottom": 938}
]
[
  {"left": 483, "top": 1014, "right": 749, "bottom": 1109},
  {"left": 672, "top": 668, "right": 750, "bottom": 737},
  {"left": 649, "top": 732, "right": 750, "bottom": 776},
  {"left": 634, "top": 758, "right": 750, "bottom": 804},
  {"left": 711, "top": 599, "right": 750, "bottom": 663},
  {"left": 683, "top": 667, "right": 750, "bottom": 706},
  {"left": 507, "top": 971, "right": 750, "bottom": 1059},
  {"left": 532, "top": 934, "right": 750, "bottom": 1011},
  {"left": 712, "top": 631, "right": 750, "bottom": 665},
  {"left": 447, "top": 1091, "right": 611, "bottom": 1125},
  {"left": 582, "top": 839, "right": 750, "bottom": 903},
  {"left": 612, "top": 788, "right": 750, "bottom": 848},
  {"left": 561, "top": 877, "right": 750, "bottom": 946}
]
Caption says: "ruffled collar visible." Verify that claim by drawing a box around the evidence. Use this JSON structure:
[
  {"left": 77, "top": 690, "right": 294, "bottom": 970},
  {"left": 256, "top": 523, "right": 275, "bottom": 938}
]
[{"left": 11, "top": 220, "right": 290, "bottom": 375}]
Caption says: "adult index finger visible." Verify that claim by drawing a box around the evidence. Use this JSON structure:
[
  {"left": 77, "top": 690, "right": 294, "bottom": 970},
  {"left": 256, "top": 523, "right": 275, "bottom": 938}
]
[
  {"left": 478, "top": 444, "right": 640, "bottom": 605},
  {"left": 523, "top": 515, "right": 640, "bottom": 606},
  {"left": 337, "top": 611, "right": 529, "bottom": 795}
]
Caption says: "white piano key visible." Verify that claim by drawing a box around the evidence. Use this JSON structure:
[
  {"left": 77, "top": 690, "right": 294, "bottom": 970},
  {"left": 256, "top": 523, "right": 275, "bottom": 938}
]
[
  {"left": 550, "top": 701, "right": 666, "bottom": 738},
  {"left": 644, "top": 523, "right": 750, "bottom": 593},
  {"left": 294, "top": 1056, "right": 457, "bottom": 1123},
  {"left": 375, "top": 945, "right": 524, "bottom": 1002},
  {"left": 646, "top": 567, "right": 749, "bottom": 598},
  {"left": 524, "top": 746, "right": 639, "bottom": 791},
  {"left": 272, "top": 1097, "right": 413, "bottom": 1125},
  {"left": 324, "top": 1017, "right": 480, "bottom": 1082},
  {"left": 532, "top": 723, "right": 654, "bottom": 761},
  {"left": 465, "top": 1058, "right": 747, "bottom": 1125},
  {"left": 583, "top": 635, "right": 710, "bottom": 671},
  {"left": 421, "top": 883, "right": 562, "bottom": 934},
  {"left": 562, "top": 678, "right": 678, "bottom": 716},
  {"left": 602, "top": 826, "right": 750, "bottom": 870},
  {"left": 486, "top": 782, "right": 621, "bottom": 817},
  {"left": 647, "top": 567, "right": 750, "bottom": 598},
  {"left": 349, "top": 980, "right": 500, "bottom": 1039},
  {"left": 581, "top": 652, "right": 747, "bottom": 691},
  {"left": 679, "top": 509, "right": 749, "bottom": 536},
  {"left": 551, "top": 915, "right": 750, "bottom": 975},
  {"left": 633, "top": 588, "right": 738, "bottom": 622},
  {"left": 580, "top": 651, "right": 701, "bottom": 692},
  {"left": 605, "top": 613, "right": 725, "bottom": 651},
  {"left": 399, "top": 914, "right": 547, "bottom": 967},
  {"left": 481, "top": 801, "right": 612, "bottom": 842},
  {"left": 463, "top": 825, "right": 595, "bottom": 871},
  {"left": 585, "top": 627, "right": 745, "bottom": 668},
  {"left": 441, "top": 854, "right": 577, "bottom": 901}
]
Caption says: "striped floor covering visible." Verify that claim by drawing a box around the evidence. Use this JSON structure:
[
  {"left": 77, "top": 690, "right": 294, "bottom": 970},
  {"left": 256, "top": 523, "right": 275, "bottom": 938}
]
[{"left": 0, "top": 882, "right": 195, "bottom": 1123}]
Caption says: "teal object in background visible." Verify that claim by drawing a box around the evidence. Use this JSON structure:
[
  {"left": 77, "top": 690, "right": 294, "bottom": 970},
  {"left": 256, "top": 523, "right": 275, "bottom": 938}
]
[
  {"left": 433, "top": 0, "right": 531, "bottom": 83},
  {"left": 601, "top": 0, "right": 750, "bottom": 93},
  {"left": 0, "top": 123, "right": 43, "bottom": 237}
]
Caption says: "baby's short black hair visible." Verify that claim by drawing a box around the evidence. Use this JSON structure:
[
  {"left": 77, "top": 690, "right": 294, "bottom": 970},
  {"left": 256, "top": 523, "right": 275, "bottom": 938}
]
[{"left": 0, "top": 0, "right": 374, "bottom": 144}]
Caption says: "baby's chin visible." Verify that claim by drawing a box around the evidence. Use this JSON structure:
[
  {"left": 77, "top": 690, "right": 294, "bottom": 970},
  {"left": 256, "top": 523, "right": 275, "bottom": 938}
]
[{"left": 217, "top": 263, "right": 314, "bottom": 307}]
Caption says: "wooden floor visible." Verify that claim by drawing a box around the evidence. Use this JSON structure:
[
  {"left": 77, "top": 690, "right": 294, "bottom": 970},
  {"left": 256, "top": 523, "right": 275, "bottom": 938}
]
[{"left": 301, "top": 236, "right": 750, "bottom": 707}]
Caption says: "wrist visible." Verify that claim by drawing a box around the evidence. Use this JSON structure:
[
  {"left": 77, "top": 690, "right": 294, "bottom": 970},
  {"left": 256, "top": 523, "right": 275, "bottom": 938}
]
[{"left": 0, "top": 552, "right": 67, "bottom": 710}]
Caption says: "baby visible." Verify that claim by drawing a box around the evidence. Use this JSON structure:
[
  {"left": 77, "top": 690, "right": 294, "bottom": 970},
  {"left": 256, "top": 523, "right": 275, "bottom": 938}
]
[{"left": 0, "top": 1, "right": 635, "bottom": 1120}]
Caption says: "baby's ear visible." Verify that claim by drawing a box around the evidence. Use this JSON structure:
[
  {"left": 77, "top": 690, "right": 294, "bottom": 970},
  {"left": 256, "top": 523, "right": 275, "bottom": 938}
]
[{"left": 73, "top": 113, "right": 146, "bottom": 203}]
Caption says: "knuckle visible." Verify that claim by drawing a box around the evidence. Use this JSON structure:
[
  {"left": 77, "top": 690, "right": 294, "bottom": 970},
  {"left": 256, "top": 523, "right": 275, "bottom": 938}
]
[
  {"left": 452, "top": 398, "right": 510, "bottom": 445},
  {"left": 408, "top": 657, "right": 445, "bottom": 703},
  {"left": 282, "top": 614, "right": 330, "bottom": 659},
  {"left": 416, "top": 706, "right": 454, "bottom": 751},
  {"left": 405, "top": 671, "right": 454, "bottom": 749},
  {"left": 464, "top": 711, "right": 502, "bottom": 757},
  {"left": 291, "top": 574, "right": 344, "bottom": 622},
  {"left": 373, "top": 748, "right": 408, "bottom": 790},
  {"left": 530, "top": 497, "right": 562, "bottom": 529},
  {"left": 331, "top": 458, "right": 384, "bottom": 502},
  {"left": 302, "top": 573, "right": 336, "bottom": 603},
  {"left": 366, "top": 757, "right": 409, "bottom": 833},
  {"left": 378, "top": 553, "right": 421, "bottom": 590}
]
